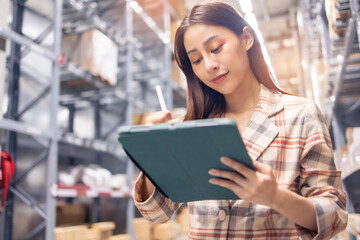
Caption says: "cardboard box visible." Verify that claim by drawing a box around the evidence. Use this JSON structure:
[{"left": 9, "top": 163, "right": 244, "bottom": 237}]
[
  {"left": 133, "top": 218, "right": 153, "bottom": 240},
  {"left": 133, "top": 112, "right": 151, "bottom": 125},
  {"left": 83, "top": 228, "right": 100, "bottom": 240},
  {"left": 176, "top": 207, "right": 189, "bottom": 235},
  {"left": 62, "top": 30, "right": 118, "bottom": 86},
  {"left": 91, "top": 222, "right": 116, "bottom": 240},
  {"left": 55, "top": 225, "right": 89, "bottom": 240},
  {"left": 110, "top": 234, "right": 131, "bottom": 240},
  {"left": 153, "top": 221, "right": 179, "bottom": 240}
]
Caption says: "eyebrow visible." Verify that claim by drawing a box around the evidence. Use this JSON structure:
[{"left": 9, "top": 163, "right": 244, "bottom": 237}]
[{"left": 186, "top": 35, "right": 219, "bottom": 55}]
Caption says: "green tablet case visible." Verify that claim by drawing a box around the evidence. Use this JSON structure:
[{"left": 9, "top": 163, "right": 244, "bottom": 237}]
[{"left": 118, "top": 118, "right": 254, "bottom": 203}]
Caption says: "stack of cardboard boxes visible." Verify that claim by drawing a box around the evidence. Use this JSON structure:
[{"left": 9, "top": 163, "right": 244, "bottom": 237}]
[
  {"left": 56, "top": 204, "right": 130, "bottom": 240},
  {"left": 61, "top": 29, "right": 118, "bottom": 88},
  {"left": 55, "top": 221, "right": 131, "bottom": 240},
  {"left": 133, "top": 207, "right": 189, "bottom": 240},
  {"left": 56, "top": 204, "right": 189, "bottom": 240}
]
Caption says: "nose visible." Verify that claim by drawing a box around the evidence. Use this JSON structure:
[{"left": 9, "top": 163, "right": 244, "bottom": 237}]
[{"left": 203, "top": 56, "right": 219, "bottom": 72}]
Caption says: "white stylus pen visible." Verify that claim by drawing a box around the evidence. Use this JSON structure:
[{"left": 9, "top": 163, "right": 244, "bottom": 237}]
[{"left": 155, "top": 85, "right": 167, "bottom": 111}]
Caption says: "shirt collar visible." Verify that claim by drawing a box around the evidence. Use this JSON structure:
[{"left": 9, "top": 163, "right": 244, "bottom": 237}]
[{"left": 256, "top": 84, "right": 284, "bottom": 117}]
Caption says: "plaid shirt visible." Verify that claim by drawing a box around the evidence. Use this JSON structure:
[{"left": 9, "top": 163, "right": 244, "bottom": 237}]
[{"left": 133, "top": 85, "right": 347, "bottom": 239}]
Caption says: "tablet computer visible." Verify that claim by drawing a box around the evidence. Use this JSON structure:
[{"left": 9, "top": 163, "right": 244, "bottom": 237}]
[{"left": 118, "top": 118, "right": 254, "bottom": 203}]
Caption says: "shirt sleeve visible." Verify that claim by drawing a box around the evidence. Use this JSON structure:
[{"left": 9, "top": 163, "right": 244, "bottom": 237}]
[
  {"left": 297, "top": 101, "right": 348, "bottom": 239},
  {"left": 132, "top": 172, "right": 182, "bottom": 223}
]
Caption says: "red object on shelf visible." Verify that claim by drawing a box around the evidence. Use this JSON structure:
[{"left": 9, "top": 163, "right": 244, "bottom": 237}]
[
  {"left": 58, "top": 184, "right": 90, "bottom": 196},
  {"left": 0, "top": 151, "right": 15, "bottom": 215},
  {"left": 56, "top": 52, "right": 67, "bottom": 66}
]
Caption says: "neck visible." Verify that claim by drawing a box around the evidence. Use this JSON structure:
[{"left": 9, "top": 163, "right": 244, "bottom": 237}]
[{"left": 224, "top": 76, "right": 260, "bottom": 114}]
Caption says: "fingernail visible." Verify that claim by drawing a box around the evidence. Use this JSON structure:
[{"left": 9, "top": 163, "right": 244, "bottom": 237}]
[
  {"left": 209, "top": 179, "right": 216, "bottom": 184},
  {"left": 208, "top": 169, "right": 215, "bottom": 174},
  {"left": 221, "top": 157, "right": 228, "bottom": 163}
]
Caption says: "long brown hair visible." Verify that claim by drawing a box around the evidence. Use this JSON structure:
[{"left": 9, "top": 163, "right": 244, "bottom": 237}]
[{"left": 174, "top": 2, "right": 287, "bottom": 121}]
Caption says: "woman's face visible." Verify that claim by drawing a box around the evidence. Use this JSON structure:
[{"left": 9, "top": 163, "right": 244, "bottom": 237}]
[{"left": 184, "top": 24, "right": 254, "bottom": 95}]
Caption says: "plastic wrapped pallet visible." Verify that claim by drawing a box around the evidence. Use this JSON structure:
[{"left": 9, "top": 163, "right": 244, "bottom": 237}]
[{"left": 62, "top": 29, "right": 118, "bottom": 86}]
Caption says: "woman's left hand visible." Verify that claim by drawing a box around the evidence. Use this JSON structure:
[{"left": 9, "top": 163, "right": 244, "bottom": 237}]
[{"left": 209, "top": 157, "right": 279, "bottom": 207}]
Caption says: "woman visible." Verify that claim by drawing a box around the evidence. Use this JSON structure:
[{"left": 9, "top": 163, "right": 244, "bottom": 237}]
[{"left": 133, "top": 2, "right": 347, "bottom": 239}]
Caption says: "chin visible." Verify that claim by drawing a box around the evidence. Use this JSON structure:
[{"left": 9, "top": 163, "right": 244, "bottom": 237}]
[{"left": 214, "top": 87, "right": 235, "bottom": 96}]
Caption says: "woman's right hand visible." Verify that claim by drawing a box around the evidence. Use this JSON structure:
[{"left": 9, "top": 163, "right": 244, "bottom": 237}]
[
  {"left": 140, "top": 110, "right": 172, "bottom": 202},
  {"left": 145, "top": 110, "right": 172, "bottom": 125}
]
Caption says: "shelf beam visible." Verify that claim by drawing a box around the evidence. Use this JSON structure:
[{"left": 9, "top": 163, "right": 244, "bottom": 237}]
[
  {"left": 0, "top": 27, "right": 56, "bottom": 60},
  {"left": 15, "top": 85, "right": 51, "bottom": 119},
  {"left": 10, "top": 187, "right": 47, "bottom": 220},
  {"left": 0, "top": 119, "right": 51, "bottom": 139},
  {"left": 13, "top": 149, "right": 49, "bottom": 185}
]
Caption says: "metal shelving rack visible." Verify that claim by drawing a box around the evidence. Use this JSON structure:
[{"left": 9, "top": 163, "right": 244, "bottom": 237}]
[
  {"left": 299, "top": 1, "right": 360, "bottom": 238},
  {"left": 299, "top": 0, "right": 360, "bottom": 157},
  {"left": 310, "top": 0, "right": 360, "bottom": 154},
  {"left": 0, "top": 0, "right": 63, "bottom": 239},
  {"left": 325, "top": 1, "right": 360, "bottom": 148},
  {"left": 0, "top": 0, "right": 182, "bottom": 239}
]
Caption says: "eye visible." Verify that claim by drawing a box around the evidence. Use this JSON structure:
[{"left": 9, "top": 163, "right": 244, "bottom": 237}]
[
  {"left": 192, "top": 57, "right": 202, "bottom": 65},
  {"left": 211, "top": 44, "right": 223, "bottom": 54}
]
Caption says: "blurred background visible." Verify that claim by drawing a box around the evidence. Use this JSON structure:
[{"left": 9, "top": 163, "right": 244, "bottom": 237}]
[{"left": 0, "top": 0, "right": 360, "bottom": 239}]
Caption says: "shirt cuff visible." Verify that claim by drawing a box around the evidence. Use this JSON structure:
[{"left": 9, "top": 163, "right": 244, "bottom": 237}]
[
  {"left": 133, "top": 172, "right": 156, "bottom": 204},
  {"left": 307, "top": 196, "right": 347, "bottom": 239}
]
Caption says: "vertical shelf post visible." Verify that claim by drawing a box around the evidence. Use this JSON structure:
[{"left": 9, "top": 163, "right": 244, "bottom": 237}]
[
  {"left": 45, "top": 0, "right": 63, "bottom": 239},
  {"left": 125, "top": 1, "right": 135, "bottom": 239},
  {"left": 163, "top": 1, "right": 173, "bottom": 110},
  {"left": 1, "top": 1, "right": 24, "bottom": 238}
]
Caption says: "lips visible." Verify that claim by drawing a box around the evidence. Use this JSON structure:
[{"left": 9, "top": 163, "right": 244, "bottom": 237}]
[{"left": 211, "top": 72, "right": 229, "bottom": 84}]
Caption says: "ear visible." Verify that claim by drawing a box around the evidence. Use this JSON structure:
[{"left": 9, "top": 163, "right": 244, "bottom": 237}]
[{"left": 242, "top": 26, "right": 254, "bottom": 51}]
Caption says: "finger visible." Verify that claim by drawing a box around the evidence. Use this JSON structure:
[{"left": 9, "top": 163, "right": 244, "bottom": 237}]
[
  {"left": 208, "top": 169, "right": 246, "bottom": 185},
  {"left": 220, "top": 157, "right": 255, "bottom": 180},
  {"left": 164, "top": 111, "right": 172, "bottom": 122},
  {"left": 209, "top": 177, "right": 244, "bottom": 193},
  {"left": 253, "top": 161, "right": 272, "bottom": 174},
  {"left": 168, "top": 118, "right": 179, "bottom": 124},
  {"left": 145, "top": 111, "right": 172, "bottom": 124}
]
